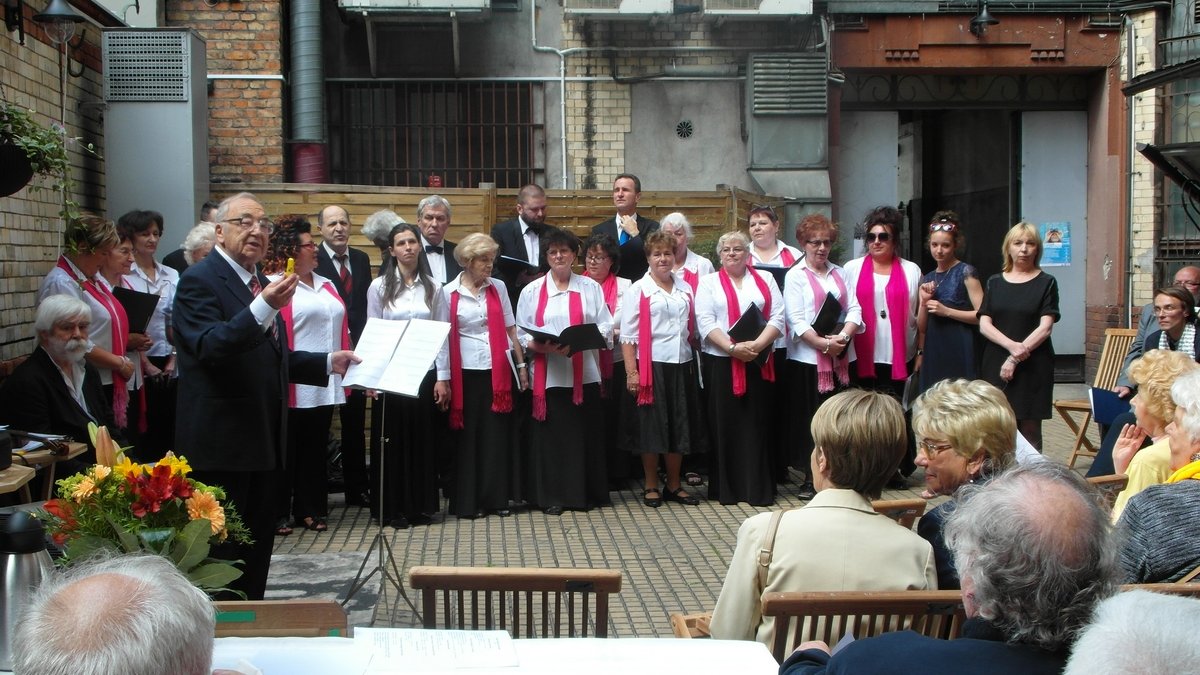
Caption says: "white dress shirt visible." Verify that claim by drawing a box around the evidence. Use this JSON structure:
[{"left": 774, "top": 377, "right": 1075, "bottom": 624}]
[
  {"left": 783, "top": 261, "right": 862, "bottom": 365},
  {"left": 678, "top": 249, "right": 715, "bottom": 279},
  {"left": 421, "top": 235, "right": 449, "bottom": 284},
  {"left": 43, "top": 345, "right": 94, "bottom": 420},
  {"left": 620, "top": 274, "right": 694, "bottom": 364},
  {"left": 269, "top": 272, "right": 347, "bottom": 408},
  {"left": 842, "top": 256, "right": 922, "bottom": 365},
  {"left": 123, "top": 261, "right": 179, "bottom": 359},
  {"left": 213, "top": 245, "right": 278, "bottom": 331},
  {"left": 321, "top": 242, "right": 352, "bottom": 278},
  {"left": 94, "top": 273, "right": 142, "bottom": 390},
  {"left": 516, "top": 273, "right": 614, "bottom": 388},
  {"left": 695, "top": 269, "right": 785, "bottom": 358},
  {"left": 444, "top": 275, "right": 516, "bottom": 370},
  {"left": 593, "top": 275, "right": 632, "bottom": 364},
  {"left": 749, "top": 242, "right": 803, "bottom": 267},
  {"left": 366, "top": 271, "right": 451, "bottom": 380},
  {"left": 519, "top": 216, "right": 540, "bottom": 263}
]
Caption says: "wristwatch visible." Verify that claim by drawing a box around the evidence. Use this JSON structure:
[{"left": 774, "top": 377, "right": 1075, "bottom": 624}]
[{"left": 837, "top": 332, "right": 850, "bottom": 344}]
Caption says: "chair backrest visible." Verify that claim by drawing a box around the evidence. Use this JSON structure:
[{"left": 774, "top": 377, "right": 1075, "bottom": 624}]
[
  {"left": 761, "top": 590, "right": 966, "bottom": 662},
  {"left": 213, "top": 600, "right": 348, "bottom": 637},
  {"left": 1129, "top": 582, "right": 1200, "bottom": 595},
  {"left": 1086, "top": 474, "right": 1129, "bottom": 511},
  {"left": 409, "top": 566, "right": 622, "bottom": 638},
  {"left": 870, "top": 498, "right": 928, "bottom": 530},
  {"left": 1093, "top": 328, "right": 1139, "bottom": 389}
]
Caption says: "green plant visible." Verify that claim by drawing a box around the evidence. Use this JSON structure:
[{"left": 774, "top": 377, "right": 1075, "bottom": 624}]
[{"left": 0, "top": 99, "right": 97, "bottom": 225}]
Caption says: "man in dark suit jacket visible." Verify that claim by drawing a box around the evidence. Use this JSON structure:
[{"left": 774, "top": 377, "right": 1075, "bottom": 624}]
[
  {"left": 0, "top": 295, "right": 117, "bottom": 465},
  {"left": 173, "top": 192, "right": 357, "bottom": 600},
  {"left": 315, "top": 204, "right": 373, "bottom": 506},
  {"left": 590, "top": 173, "right": 659, "bottom": 281},
  {"left": 490, "top": 184, "right": 560, "bottom": 307},
  {"left": 417, "top": 195, "right": 462, "bottom": 285}
]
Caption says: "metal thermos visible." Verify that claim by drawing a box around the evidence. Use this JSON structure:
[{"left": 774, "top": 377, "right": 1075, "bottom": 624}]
[{"left": 0, "top": 511, "right": 54, "bottom": 670}]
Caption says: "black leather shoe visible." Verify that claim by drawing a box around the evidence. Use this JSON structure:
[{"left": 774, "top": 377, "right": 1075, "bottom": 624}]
[
  {"left": 496, "top": 509, "right": 513, "bottom": 517},
  {"left": 461, "top": 510, "right": 485, "bottom": 520},
  {"left": 797, "top": 482, "right": 816, "bottom": 500},
  {"left": 544, "top": 506, "right": 564, "bottom": 516},
  {"left": 389, "top": 516, "right": 411, "bottom": 529}
]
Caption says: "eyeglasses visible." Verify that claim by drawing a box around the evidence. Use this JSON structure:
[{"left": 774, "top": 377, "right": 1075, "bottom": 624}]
[
  {"left": 298, "top": 242, "right": 318, "bottom": 250},
  {"left": 930, "top": 220, "right": 957, "bottom": 232},
  {"left": 1174, "top": 280, "right": 1200, "bottom": 289},
  {"left": 585, "top": 255, "right": 610, "bottom": 263},
  {"left": 806, "top": 239, "right": 832, "bottom": 249},
  {"left": 918, "top": 438, "right": 956, "bottom": 459},
  {"left": 718, "top": 247, "right": 747, "bottom": 255},
  {"left": 224, "top": 217, "right": 276, "bottom": 235},
  {"left": 865, "top": 232, "right": 891, "bottom": 243}
]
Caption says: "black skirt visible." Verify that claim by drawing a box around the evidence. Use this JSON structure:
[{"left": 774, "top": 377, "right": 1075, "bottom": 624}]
[
  {"left": 448, "top": 369, "right": 516, "bottom": 516},
  {"left": 701, "top": 354, "right": 775, "bottom": 506},
  {"left": 371, "top": 370, "right": 442, "bottom": 521},
  {"left": 786, "top": 360, "right": 846, "bottom": 470},
  {"left": 626, "top": 361, "right": 709, "bottom": 456},
  {"left": 527, "top": 383, "right": 610, "bottom": 510}
]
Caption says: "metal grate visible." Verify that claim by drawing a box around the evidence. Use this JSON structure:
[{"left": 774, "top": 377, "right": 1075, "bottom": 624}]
[
  {"left": 102, "top": 31, "right": 191, "bottom": 102},
  {"left": 327, "top": 81, "right": 545, "bottom": 189},
  {"left": 749, "top": 53, "right": 827, "bottom": 115}
]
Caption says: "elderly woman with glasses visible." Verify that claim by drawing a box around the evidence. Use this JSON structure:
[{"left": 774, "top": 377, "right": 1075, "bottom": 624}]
[
  {"left": 917, "top": 211, "right": 983, "bottom": 394},
  {"left": 694, "top": 230, "right": 784, "bottom": 506},
  {"left": 783, "top": 214, "right": 861, "bottom": 500},
  {"left": 911, "top": 379, "right": 1016, "bottom": 589},
  {"left": 979, "top": 221, "right": 1060, "bottom": 451}
]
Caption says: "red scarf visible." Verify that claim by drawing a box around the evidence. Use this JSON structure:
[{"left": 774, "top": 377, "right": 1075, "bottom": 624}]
[
  {"left": 636, "top": 282, "right": 693, "bottom": 406},
  {"left": 532, "top": 279, "right": 585, "bottom": 420},
  {"left": 753, "top": 246, "right": 796, "bottom": 268},
  {"left": 58, "top": 257, "right": 132, "bottom": 428},
  {"left": 597, "top": 274, "right": 619, "bottom": 397},
  {"left": 681, "top": 267, "right": 699, "bottom": 295},
  {"left": 718, "top": 267, "right": 775, "bottom": 397},
  {"left": 853, "top": 257, "right": 910, "bottom": 381},
  {"left": 281, "top": 279, "right": 351, "bottom": 407},
  {"left": 803, "top": 266, "right": 850, "bottom": 393},
  {"left": 448, "top": 282, "right": 512, "bottom": 429}
]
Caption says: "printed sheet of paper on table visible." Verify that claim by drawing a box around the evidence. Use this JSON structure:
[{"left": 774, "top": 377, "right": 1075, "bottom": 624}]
[
  {"left": 341, "top": 317, "right": 450, "bottom": 398},
  {"left": 354, "top": 627, "right": 518, "bottom": 670}
]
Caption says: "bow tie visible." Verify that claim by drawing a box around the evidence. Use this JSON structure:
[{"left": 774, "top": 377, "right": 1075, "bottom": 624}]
[
  {"left": 425, "top": 244, "right": 444, "bottom": 255},
  {"left": 525, "top": 223, "right": 544, "bottom": 236}
]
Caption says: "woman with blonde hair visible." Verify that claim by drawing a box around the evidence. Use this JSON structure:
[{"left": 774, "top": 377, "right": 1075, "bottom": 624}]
[
  {"left": 979, "top": 221, "right": 1060, "bottom": 450},
  {"left": 1109, "top": 349, "right": 1200, "bottom": 520},
  {"left": 912, "top": 379, "right": 1017, "bottom": 588}
]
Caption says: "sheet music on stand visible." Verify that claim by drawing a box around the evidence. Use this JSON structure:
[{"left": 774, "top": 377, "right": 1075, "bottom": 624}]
[{"left": 342, "top": 317, "right": 450, "bottom": 398}]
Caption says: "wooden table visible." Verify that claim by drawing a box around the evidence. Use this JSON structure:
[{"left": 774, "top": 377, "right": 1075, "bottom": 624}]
[
  {"left": 0, "top": 464, "right": 36, "bottom": 503},
  {"left": 10, "top": 441, "right": 87, "bottom": 500}
]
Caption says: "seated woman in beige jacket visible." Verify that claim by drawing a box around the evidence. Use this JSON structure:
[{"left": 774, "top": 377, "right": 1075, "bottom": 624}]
[{"left": 709, "top": 388, "right": 938, "bottom": 647}]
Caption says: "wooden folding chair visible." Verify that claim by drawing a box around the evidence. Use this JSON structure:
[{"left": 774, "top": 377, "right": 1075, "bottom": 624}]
[
  {"left": 1086, "top": 474, "right": 1129, "bottom": 511},
  {"left": 871, "top": 498, "right": 927, "bottom": 530},
  {"left": 213, "top": 600, "right": 348, "bottom": 637},
  {"left": 1055, "top": 328, "right": 1137, "bottom": 468},
  {"left": 409, "top": 566, "right": 622, "bottom": 638}
]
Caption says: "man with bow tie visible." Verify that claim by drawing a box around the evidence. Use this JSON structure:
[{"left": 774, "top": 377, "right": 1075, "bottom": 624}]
[
  {"left": 417, "top": 195, "right": 462, "bottom": 285},
  {"left": 490, "top": 184, "right": 560, "bottom": 307}
]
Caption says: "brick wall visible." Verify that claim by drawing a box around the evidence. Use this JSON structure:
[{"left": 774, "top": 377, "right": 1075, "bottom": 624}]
[
  {"left": 1, "top": 14, "right": 106, "bottom": 361},
  {"left": 168, "top": 1, "right": 284, "bottom": 183},
  {"left": 1124, "top": 10, "right": 1160, "bottom": 308}
]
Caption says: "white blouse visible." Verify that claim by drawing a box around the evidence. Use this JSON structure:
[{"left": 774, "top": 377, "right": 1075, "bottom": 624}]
[
  {"left": 444, "top": 274, "right": 516, "bottom": 371},
  {"left": 271, "top": 272, "right": 347, "bottom": 409},
  {"left": 123, "top": 262, "right": 179, "bottom": 359},
  {"left": 783, "top": 261, "right": 863, "bottom": 365},
  {"left": 619, "top": 274, "right": 694, "bottom": 364},
  {"left": 516, "top": 273, "right": 614, "bottom": 388},
  {"left": 94, "top": 273, "right": 142, "bottom": 391},
  {"left": 367, "top": 271, "right": 452, "bottom": 380},
  {"left": 593, "top": 275, "right": 632, "bottom": 364},
  {"left": 695, "top": 269, "right": 786, "bottom": 359},
  {"left": 750, "top": 242, "right": 803, "bottom": 267},
  {"left": 842, "top": 256, "right": 922, "bottom": 365},
  {"left": 677, "top": 249, "right": 715, "bottom": 282}
]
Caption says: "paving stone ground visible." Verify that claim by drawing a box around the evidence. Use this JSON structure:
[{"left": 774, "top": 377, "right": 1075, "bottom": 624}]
[{"left": 272, "top": 383, "right": 1095, "bottom": 636}]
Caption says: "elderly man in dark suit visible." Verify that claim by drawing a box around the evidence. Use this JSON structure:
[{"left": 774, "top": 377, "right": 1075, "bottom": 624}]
[
  {"left": 173, "top": 192, "right": 358, "bottom": 599},
  {"left": 418, "top": 195, "right": 462, "bottom": 285},
  {"left": 315, "top": 204, "right": 372, "bottom": 507},
  {"left": 590, "top": 173, "right": 659, "bottom": 281},
  {"left": 0, "top": 294, "right": 117, "bottom": 463},
  {"left": 490, "top": 184, "right": 560, "bottom": 306}
]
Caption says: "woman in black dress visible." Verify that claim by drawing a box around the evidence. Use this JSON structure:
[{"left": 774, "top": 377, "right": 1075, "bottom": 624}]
[
  {"left": 916, "top": 211, "right": 983, "bottom": 393},
  {"left": 979, "top": 221, "right": 1060, "bottom": 451}
]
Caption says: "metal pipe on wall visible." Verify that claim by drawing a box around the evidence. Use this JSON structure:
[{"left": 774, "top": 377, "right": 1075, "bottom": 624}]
[{"left": 290, "top": 0, "right": 328, "bottom": 183}]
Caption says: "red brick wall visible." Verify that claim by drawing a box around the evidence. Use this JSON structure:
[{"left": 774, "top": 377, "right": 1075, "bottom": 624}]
[
  {"left": 168, "top": 1, "right": 285, "bottom": 182},
  {"left": 1085, "top": 304, "right": 1124, "bottom": 384}
]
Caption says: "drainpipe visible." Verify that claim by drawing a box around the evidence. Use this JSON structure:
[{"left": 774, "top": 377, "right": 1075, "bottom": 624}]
[
  {"left": 290, "top": 0, "right": 328, "bottom": 183},
  {"left": 530, "top": 1, "right": 570, "bottom": 188},
  {"left": 1124, "top": 15, "right": 1135, "bottom": 327}
]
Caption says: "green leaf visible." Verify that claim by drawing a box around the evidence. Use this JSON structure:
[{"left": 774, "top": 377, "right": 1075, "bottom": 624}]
[
  {"left": 137, "top": 527, "right": 175, "bottom": 555},
  {"left": 65, "top": 535, "right": 119, "bottom": 561},
  {"left": 105, "top": 514, "right": 139, "bottom": 553},
  {"left": 170, "top": 518, "right": 212, "bottom": 572},
  {"left": 187, "top": 562, "right": 243, "bottom": 590}
]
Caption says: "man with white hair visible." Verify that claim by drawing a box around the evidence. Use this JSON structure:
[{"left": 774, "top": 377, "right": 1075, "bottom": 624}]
[
  {"left": 1064, "top": 590, "right": 1200, "bottom": 675},
  {"left": 417, "top": 195, "right": 462, "bottom": 284},
  {"left": 12, "top": 553, "right": 215, "bottom": 675},
  {"left": 0, "top": 295, "right": 115, "bottom": 459}
]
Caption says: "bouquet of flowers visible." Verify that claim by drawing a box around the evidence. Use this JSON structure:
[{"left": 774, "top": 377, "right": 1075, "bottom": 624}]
[{"left": 38, "top": 423, "right": 252, "bottom": 596}]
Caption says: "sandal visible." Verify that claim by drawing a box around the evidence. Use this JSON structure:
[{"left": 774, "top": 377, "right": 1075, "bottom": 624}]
[
  {"left": 685, "top": 472, "right": 704, "bottom": 487},
  {"left": 301, "top": 517, "right": 328, "bottom": 532},
  {"left": 663, "top": 486, "right": 700, "bottom": 506},
  {"left": 643, "top": 487, "right": 663, "bottom": 508},
  {"left": 274, "top": 519, "right": 293, "bottom": 536}
]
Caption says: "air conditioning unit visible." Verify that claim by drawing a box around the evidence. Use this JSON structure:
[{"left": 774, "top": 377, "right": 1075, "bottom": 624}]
[
  {"left": 339, "top": 0, "right": 490, "bottom": 11},
  {"left": 563, "top": 0, "right": 673, "bottom": 17},
  {"left": 702, "top": 0, "right": 812, "bottom": 16}
]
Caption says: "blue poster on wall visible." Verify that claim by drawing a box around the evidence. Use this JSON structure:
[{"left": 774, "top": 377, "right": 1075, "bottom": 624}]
[{"left": 1040, "top": 221, "right": 1070, "bottom": 267}]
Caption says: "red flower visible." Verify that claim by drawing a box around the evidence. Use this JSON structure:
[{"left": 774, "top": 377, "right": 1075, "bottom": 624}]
[{"left": 42, "top": 499, "right": 77, "bottom": 545}]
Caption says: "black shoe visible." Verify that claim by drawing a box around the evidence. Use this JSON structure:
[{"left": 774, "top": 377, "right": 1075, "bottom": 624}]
[
  {"left": 797, "top": 482, "right": 816, "bottom": 500},
  {"left": 410, "top": 513, "right": 433, "bottom": 526},
  {"left": 663, "top": 486, "right": 700, "bottom": 506},
  {"left": 544, "top": 505, "right": 564, "bottom": 516},
  {"left": 389, "top": 516, "right": 411, "bottom": 529},
  {"left": 643, "top": 487, "right": 663, "bottom": 508},
  {"left": 461, "top": 510, "right": 485, "bottom": 520},
  {"left": 495, "top": 509, "right": 513, "bottom": 517},
  {"left": 344, "top": 490, "right": 371, "bottom": 507}
]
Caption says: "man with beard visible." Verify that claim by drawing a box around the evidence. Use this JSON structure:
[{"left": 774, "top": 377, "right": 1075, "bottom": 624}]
[
  {"left": 490, "top": 184, "right": 559, "bottom": 307},
  {"left": 0, "top": 295, "right": 117, "bottom": 464}
]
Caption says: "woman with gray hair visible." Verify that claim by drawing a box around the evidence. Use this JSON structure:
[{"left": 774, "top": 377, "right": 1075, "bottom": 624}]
[
  {"left": 660, "top": 212, "right": 714, "bottom": 294},
  {"left": 445, "top": 232, "right": 529, "bottom": 518},
  {"left": 362, "top": 209, "right": 406, "bottom": 255},
  {"left": 181, "top": 221, "right": 216, "bottom": 266},
  {"left": 694, "top": 230, "right": 784, "bottom": 505}
]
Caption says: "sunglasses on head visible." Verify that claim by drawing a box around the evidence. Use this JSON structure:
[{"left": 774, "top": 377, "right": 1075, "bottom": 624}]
[
  {"left": 865, "top": 231, "right": 891, "bottom": 243},
  {"left": 930, "top": 219, "right": 957, "bottom": 233}
]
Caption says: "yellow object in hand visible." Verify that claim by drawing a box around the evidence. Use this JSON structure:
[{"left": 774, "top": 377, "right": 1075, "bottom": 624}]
[{"left": 286, "top": 257, "right": 295, "bottom": 275}]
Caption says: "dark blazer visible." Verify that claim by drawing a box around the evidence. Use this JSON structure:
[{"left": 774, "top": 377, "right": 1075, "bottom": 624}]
[
  {"left": 172, "top": 250, "right": 329, "bottom": 473},
  {"left": 0, "top": 347, "right": 114, "bottom": 459},
  {"left": 490, "top": 217, "right": 560, "bottom": 306},
  {"left": 316, "top": 244, "right": 371, "bottom": 344},
  {"left": 780, "top": 618, "right": 1066, "bottom": 675},
  {"left": 591, "top": 214, "right": 659, "bottom": 281},
  {"left": 1142, "top": 327, "right": 1200, "bottom": 365},
  {"left": 423, "top": 237, "right": 462, "bottom": 285},
  {"left": 163, "top": 248, "right": 189, "bottom": 276}
]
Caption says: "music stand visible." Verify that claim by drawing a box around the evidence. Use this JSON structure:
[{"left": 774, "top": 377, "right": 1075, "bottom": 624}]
[{"left": 342, "top": 395, "right": 420, "bottom": 622}]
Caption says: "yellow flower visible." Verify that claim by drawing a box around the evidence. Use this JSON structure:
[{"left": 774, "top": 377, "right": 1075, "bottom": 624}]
[
  {"left": 71, "top": 477, "right": 97, "bottom": 503},
  {"left": 92, "top": 465, "right": 111, "bottom": 482},
  {"left": 156, "top": 452, "right": 191, "bottom": 477},
  {"left": 112, "top": 455, "right": 140, "bottom": 479},
  {"left": 185, "top": 491, "right": 225, "bottom": 536}
]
